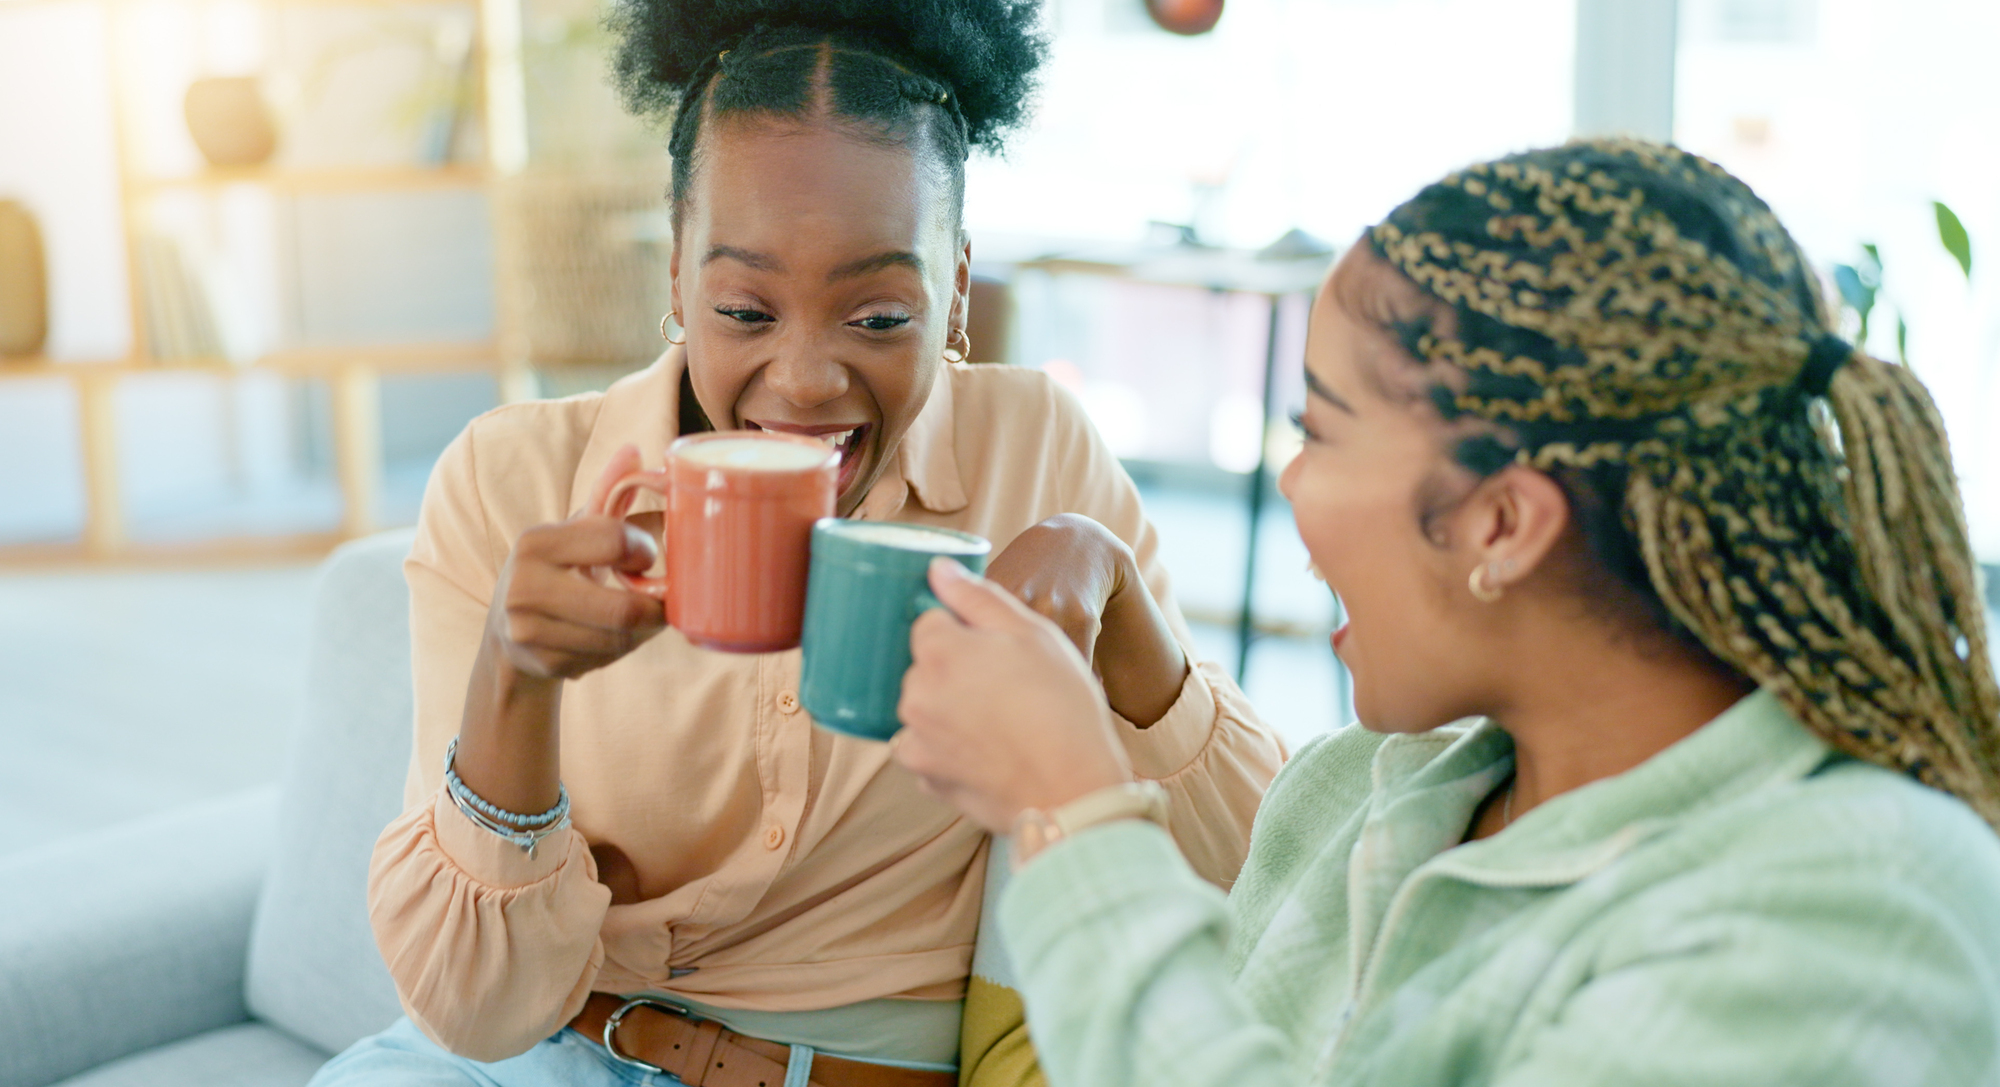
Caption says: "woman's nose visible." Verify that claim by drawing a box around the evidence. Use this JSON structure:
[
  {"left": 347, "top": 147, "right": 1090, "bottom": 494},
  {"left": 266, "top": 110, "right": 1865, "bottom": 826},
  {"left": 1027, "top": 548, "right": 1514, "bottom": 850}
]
[
  {"left": 1277, "top": 452, "right": 1301, "bottom": 502},
  {"left": 760, "top": 339, "right": 850, "bottom": 409}
]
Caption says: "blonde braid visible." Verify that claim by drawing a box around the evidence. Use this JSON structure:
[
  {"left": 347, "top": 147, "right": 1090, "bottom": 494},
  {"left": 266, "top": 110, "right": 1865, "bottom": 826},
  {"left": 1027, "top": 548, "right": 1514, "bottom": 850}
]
[
  {"left": 1813, "top": 354, "right": 1999, "bottom": 808},
  {"left": 1373, "top": 138, "right": 2000, "bottom": 829}
]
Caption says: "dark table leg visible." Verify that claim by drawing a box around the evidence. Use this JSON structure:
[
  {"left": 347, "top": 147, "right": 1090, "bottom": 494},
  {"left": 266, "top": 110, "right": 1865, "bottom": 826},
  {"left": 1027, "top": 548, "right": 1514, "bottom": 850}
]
[{"left": 1237, "top": 295, "right": 1284, "bottom": 683}]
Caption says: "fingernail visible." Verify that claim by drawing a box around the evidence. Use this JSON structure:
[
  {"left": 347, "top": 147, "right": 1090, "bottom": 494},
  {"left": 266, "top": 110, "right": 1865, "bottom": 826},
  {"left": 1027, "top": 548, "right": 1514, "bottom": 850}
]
[
  {"left": 930, "top": 556, "right": 967, "bottom": 579},
  {"left": 624, "top": 524, "right": 659, "bottom": 561}
]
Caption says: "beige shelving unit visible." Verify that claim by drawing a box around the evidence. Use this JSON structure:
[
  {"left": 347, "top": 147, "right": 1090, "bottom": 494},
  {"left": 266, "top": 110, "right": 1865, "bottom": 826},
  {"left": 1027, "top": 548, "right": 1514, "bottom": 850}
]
[{"left": 0, "top": 0, "right": 539, "bottom": 565}]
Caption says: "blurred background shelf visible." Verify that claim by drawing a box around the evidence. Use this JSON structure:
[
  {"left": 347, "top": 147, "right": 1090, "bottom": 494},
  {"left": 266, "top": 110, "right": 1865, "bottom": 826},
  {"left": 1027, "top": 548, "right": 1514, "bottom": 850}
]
[
  {"left": 130, "top": 165, "right": 489, "bottom": 194},
  {"left": 0, "top": 532, "right": 345, "bottom": 570},
  {"left": 0, "top": 357, "right": 134, "bottom": 379},
  {"left": 0, "top": 0, "right": 614, "bottom": 564},
  {"left": 0, "top": 341, "right": 506, "bottom": 378}
]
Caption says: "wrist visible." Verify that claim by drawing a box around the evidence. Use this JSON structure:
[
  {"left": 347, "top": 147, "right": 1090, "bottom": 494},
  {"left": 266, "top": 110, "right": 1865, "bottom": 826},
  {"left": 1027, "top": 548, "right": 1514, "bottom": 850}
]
[
  {"left": 498, "top": 655, "right": 564, "bottom": 702},
  {"left": 442, "top": 736, "right": 572, "bottom": 858},
  {"left": 460, "top": 632, "right": 565, "bottom": 813},
  {"left": 1020, "top": 763, "right": 1131, "bottom": 819},
  {"left": 482, "top": 623, "right": 565, "bottom": 692},
  {"left": 1010, "top": 780, "right": 1170, "bottom": 872}
]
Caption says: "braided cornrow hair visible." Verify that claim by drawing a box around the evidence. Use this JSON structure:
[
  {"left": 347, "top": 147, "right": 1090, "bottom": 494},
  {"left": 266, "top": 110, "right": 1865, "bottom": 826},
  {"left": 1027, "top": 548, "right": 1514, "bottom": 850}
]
[
  {"left": 1372, "top": 138, "right": 2000, "bottom": 827},
  {"left": 605, "top": 0, "right": 1046, "bottom": 233}
]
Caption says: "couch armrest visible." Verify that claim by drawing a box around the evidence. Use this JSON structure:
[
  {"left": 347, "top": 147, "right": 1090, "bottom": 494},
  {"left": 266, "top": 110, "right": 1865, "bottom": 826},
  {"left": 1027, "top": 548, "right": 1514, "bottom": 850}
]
[{"left": 0, "top": 786, "right": 277, "bottom": 1087}]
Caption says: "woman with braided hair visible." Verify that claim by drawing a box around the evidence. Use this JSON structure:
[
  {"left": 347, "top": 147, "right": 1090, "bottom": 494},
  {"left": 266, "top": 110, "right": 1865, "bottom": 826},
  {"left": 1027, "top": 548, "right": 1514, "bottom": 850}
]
[
  {"left": 313, "top": 2, "right": 1283, "bottom": 1084},
  {"left": 894, "top": 138, "right": 2000, "bottom": 1085}
]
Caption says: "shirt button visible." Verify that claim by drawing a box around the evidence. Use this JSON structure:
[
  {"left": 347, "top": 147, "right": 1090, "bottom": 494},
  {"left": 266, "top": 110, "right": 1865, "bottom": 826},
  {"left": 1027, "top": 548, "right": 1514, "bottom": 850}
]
[
  {"left": 778, "top": 691, "right": 800, "bottom": 714},
  {"left": 764, "top": 825, "right": 786, "bottom": 850}
]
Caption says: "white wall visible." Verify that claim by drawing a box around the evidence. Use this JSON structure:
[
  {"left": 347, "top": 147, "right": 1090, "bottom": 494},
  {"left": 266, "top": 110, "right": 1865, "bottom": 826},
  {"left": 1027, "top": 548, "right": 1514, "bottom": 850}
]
[{"left": 965, "top": 0, "right": 1576, "bottom": 251}]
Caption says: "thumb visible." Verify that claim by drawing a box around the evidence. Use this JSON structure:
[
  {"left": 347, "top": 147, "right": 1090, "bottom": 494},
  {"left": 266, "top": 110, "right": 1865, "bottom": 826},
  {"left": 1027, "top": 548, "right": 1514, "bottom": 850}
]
[{"left": 927, "top": 557, "right": 1040, "bottom": 632}]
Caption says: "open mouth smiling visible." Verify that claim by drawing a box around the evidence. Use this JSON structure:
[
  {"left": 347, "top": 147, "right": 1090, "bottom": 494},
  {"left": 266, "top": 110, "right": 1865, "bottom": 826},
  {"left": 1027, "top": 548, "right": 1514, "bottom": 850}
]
[{"left": 743, "top": 419, "right": 873, "bottom": 496}]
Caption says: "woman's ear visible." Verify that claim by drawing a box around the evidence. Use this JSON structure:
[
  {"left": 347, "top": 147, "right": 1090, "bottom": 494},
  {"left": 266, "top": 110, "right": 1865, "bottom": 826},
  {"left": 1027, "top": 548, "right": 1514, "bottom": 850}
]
[
  {"left": 950, "top": 236, "right": 972, "bottom": 339},
  {"left": 1466, "top": 466, "right": 1572, "bottom": 595},
  {"left": 668, "top": 244, "right": 684, "bottom": 322}
]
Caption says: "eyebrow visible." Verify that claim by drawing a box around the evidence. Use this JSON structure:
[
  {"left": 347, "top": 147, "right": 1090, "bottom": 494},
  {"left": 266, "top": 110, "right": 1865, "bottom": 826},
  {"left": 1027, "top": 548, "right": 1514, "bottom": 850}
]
[
  {"left": 827, "top": 250, "right": 925, "bottom": 281},
  {"left": 698, "top": 246, "right": 925, "bottom": 282},
  {"left": 1305, "top": 366, "right": 1356, "bottom": 415},
  {"left": 703, "top": 245, "right": 783, "bottom": 272}
]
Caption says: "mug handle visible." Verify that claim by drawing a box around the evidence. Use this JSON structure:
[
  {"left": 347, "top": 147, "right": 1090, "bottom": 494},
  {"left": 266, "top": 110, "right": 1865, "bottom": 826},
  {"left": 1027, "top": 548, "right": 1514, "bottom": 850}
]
[
  {"left": 595, "top": 469, "right": 672, "bottom": 601},
  {"left": 912, "top": 587, "right": 947, "bottom": 622}
]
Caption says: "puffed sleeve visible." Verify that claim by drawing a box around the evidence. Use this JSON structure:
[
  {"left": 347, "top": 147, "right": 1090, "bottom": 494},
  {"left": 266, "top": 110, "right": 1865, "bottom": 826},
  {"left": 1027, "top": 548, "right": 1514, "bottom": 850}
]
[
  {"left": 1049, "top": 379, "right": 1288, "bottom": 889},
  {"left": 366, "top": 416, "right": 614, "bottom": 1061}
]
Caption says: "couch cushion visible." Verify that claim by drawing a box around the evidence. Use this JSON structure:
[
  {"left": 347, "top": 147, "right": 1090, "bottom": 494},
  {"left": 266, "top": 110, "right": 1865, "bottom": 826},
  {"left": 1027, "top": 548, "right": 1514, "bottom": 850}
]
[
  {"left": 244, "top": 530, "right": 418, "bottom": 1055},
  {"left": 0, "top": 789, "right": 275, "bottom": 1087},
  {"left": 51, "top": 1024, "right": 326, "bottom": 1087}
]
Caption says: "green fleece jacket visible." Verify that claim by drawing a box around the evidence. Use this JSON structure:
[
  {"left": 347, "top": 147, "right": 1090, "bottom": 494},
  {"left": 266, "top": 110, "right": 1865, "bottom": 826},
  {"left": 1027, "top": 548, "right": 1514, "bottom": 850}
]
[{"left": 999, "top": 689, "right": 2000, "bottom": 1086}]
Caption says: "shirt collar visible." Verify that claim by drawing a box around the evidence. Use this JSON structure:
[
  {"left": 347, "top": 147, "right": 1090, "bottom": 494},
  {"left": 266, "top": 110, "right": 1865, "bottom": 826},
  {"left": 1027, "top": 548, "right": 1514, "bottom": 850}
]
[
  {"left": 881, "top": 361, "right": 968, "bottom": 516},
  {"left": 571, "top": 351, "right": 969, "bottom": 521},
  {"left": 1373, "top": 688, "right": 1834, "bottom": 888},
  {"left": 569, "top": 351, "right": 681, "bottom": 517}
]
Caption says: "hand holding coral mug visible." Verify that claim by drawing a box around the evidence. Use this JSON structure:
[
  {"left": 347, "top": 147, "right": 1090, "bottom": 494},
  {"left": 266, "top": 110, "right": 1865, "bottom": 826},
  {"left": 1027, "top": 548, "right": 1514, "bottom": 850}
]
[
  {"left": 893, "top": 559, "right": 1135, "bottom": 834},
  {"left": 451, "top": 445, "right": 673, "bottom": 816},
  {"left": 593, "top": 430, "right": 838, "bottom": 653},
  {"left": 474, "top": 444, "right": 667, "bottom": 685}
]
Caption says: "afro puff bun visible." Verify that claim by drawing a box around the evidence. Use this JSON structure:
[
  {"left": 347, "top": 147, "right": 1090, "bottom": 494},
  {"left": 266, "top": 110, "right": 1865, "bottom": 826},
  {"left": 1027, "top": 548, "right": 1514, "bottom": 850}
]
[{"left": 607, "top": 0, "right": 1047, "bottom": 154}]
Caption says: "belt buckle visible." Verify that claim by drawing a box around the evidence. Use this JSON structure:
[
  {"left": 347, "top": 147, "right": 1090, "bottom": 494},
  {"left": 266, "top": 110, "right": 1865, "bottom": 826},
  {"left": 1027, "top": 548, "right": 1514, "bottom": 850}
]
[{"left": 602, "top": 996, "right": 702, "bottom": 1075}]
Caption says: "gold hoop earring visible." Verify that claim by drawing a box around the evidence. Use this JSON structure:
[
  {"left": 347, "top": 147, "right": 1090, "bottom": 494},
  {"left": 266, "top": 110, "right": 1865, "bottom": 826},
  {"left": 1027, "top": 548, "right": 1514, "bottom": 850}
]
[
  {"left": 1468, "top": 564, "right": 1505, "bottom": 604},
  {"left": 942, "top": 327, "right": 971, "bottom": 364},
  {"left": 659, "top": 310, "right": 686, "bottom": 345}
]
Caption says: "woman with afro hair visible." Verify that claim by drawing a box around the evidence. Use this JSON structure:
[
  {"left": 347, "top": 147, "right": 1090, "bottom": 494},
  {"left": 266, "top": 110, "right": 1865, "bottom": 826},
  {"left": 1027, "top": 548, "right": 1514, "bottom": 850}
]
[{"left": 312, "top": 2, "right": 1284, "bottom": 1085}]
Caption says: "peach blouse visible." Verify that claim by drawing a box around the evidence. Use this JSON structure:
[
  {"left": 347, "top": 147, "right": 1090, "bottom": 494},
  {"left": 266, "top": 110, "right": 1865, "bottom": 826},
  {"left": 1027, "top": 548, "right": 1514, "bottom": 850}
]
[{"left": 367, "top": 353, "right": 1286, "bottom": 1060}]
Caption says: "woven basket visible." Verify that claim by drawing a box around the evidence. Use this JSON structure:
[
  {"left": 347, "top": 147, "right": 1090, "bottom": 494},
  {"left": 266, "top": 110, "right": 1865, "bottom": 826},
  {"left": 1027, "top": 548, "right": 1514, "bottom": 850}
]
[{"left": 493, "top": 171, "right": 674, "bottom": 371}]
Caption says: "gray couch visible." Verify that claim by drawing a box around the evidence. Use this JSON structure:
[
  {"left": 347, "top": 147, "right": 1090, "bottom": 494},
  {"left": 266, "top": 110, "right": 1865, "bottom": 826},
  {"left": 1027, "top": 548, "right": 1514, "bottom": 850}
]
[{"left": 0, "top": 529, "right": 419, "bottom": 1087}]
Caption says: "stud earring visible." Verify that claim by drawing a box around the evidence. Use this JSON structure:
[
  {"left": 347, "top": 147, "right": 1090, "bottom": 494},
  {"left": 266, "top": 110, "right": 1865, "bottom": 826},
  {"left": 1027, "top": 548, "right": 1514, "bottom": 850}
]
[{"left": 659, "top": 310, "right": 686, "bottom": 345}]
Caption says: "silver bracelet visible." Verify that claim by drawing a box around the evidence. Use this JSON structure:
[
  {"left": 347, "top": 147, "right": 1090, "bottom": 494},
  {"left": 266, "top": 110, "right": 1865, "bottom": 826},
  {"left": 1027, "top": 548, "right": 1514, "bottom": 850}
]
[{"left": 442, "top": 737, "right": 572, "bottom": 858}]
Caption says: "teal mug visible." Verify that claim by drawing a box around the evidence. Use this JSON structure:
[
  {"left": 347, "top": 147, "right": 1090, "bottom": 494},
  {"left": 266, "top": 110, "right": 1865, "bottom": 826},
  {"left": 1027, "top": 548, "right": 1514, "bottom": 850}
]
[{"left": 800, "top": 519, "right": 992, "bottom": 741}]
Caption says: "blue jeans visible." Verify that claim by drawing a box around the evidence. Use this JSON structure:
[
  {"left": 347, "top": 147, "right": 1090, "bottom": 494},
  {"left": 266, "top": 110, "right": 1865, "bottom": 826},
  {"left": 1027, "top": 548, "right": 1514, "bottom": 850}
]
[{"left": 308, "top": 1017, "right": 688, "bottom": 1087}]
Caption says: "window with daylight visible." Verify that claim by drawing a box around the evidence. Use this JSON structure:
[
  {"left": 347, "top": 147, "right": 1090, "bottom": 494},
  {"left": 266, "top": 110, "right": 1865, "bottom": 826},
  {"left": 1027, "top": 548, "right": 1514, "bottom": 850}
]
[{"left": 1676, "top": 0, "right": 2000, "bottom": 561}]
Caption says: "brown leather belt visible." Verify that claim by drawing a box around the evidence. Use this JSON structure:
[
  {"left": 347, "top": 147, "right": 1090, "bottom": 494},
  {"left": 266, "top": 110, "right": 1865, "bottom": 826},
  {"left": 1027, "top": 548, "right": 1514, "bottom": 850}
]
[{"left": 570, "top": 993, "right": 955, "bottom": 1087}]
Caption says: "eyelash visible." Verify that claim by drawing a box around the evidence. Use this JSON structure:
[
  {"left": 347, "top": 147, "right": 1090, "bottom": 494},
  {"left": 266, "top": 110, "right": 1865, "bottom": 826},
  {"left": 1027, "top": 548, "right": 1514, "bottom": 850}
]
[
  {"left": 1290, "top": 411, "right": 1318, "bottom": 442},
  {"left": 714, "top": 308, "right": 912, "bottom": 333}
]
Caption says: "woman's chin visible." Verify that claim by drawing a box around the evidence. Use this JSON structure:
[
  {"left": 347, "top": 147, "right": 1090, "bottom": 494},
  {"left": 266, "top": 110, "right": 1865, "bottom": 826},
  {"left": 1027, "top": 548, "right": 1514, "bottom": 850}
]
[{"left": 1355, "top": 707, "right": 1428, "bottom": 735}]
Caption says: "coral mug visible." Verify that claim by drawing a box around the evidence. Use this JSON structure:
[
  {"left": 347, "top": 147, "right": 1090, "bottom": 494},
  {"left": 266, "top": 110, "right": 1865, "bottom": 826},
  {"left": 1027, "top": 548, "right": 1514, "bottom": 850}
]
[{"left": 595, "top": 431, "right": 837, "bottom": 653}]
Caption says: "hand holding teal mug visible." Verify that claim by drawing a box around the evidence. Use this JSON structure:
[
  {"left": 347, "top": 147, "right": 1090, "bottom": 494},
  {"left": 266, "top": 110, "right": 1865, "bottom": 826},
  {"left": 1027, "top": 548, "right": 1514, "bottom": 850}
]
[{"left": 800, "top": 520, "right": 992, "bottom": 741}]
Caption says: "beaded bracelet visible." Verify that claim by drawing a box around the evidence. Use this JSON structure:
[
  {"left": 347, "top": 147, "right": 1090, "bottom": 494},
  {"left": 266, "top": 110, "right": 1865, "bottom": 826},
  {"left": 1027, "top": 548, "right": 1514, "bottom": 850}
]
[
  {"left": 444, "top": 786, "right": 570, "bottom": 859},
  {"left": 443, "top": 737, "right": 572, "bottom": 857}
]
